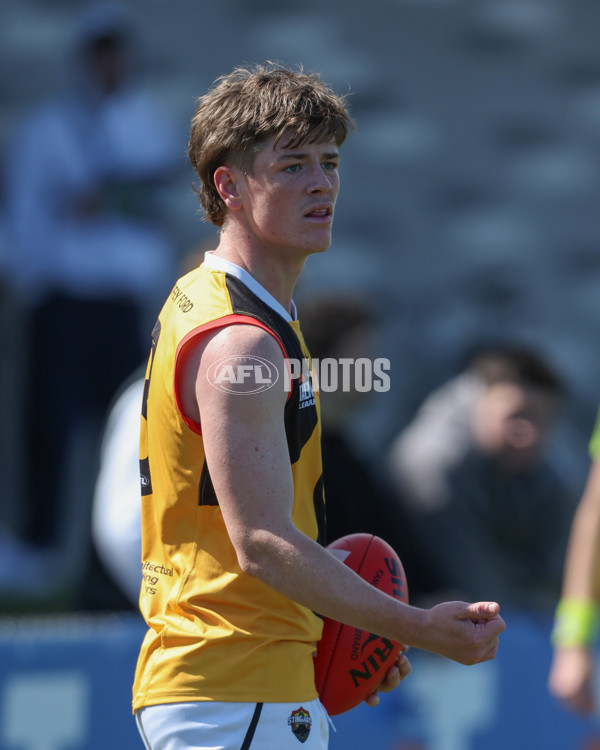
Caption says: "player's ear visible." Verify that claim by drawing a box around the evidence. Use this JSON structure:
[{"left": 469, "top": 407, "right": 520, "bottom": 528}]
[{"left": 214, "top": 166, "right": 243, "bottom": 211}]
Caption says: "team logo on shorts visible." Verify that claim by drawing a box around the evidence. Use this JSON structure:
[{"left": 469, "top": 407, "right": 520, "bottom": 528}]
[{"left": 288, "top": 707, "right": 312, "bottom": 743}]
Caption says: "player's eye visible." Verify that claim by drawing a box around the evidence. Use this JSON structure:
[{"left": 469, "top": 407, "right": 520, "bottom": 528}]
[
  {"left": 322, "top": 161, "right": 338, "bottom": 170},
  {"left": 284, "top": 164, "right": 302, "bottom": 173}
]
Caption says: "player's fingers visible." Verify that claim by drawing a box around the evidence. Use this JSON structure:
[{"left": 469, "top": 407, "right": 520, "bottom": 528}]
[
  {"left": 397, "top": 653, "right": 412, "bottom": 681},
  {"left": 478, "top": 636, "right": 500, "bottom": 663},
  {"left": 467, "top": 601, "right": 501, "bottom": 620},
  {"left": 364, "top": 691, "right": 380, "bottom": 707},
  {"left": 377, "top": 665, "right": 400, "bottom": 694},
  {"left": 378, "top": 655, "right": 412, "bottom": 693},
  {"left": 365, "top": 655, "right": 413, "bottom": 707}
]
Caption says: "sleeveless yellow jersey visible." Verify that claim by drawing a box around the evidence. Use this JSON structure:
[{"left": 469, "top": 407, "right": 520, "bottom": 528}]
[{"left": 132, "top": 252, "right": 326, "bottom": 710}]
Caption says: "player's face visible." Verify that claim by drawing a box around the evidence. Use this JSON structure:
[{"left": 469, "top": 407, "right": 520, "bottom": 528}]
[{"left": 239, "top": 135, "right": 340, "bottom": 259}]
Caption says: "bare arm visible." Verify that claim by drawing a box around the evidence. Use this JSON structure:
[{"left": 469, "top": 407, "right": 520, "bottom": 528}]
[
  {"left": 559, "top": 461, "right": 600, "bottom": 600},
  {"left": 184, "top": 324, "right": 505, "bottom": 665},
  {"left": 549, "top": 460, "right": 600, "bottom": 714}
]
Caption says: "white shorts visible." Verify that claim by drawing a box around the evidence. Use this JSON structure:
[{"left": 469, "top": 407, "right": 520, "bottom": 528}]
[{"left": 135, "top": 699, "right": 330, "bottom": 749}]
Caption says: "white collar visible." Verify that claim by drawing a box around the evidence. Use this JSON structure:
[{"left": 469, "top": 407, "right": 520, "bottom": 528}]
[{"left": 203, "top": 251, "right": 297, "bottom": 322}]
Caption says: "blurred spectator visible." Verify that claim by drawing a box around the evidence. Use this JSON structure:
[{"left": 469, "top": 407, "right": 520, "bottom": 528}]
[
  {"left": 2, "top": 2, "right": 181, "bottom": 600},
  {"left": 386, "top": 343, "right": 577, "bottom": 614},
  {"left": 298, "top": 295, "right": 417, "bottom": 563},
  {"left": 0, "top": 210, "right": 42, "bottom": 597},
  {"left": 549, "top": 406, "right": 600, "bottom": 716}
]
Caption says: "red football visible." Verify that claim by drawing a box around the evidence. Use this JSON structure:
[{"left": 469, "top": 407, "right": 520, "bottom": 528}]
[{"left": 314, "top": 533, "right": 409, "bottom": 716}]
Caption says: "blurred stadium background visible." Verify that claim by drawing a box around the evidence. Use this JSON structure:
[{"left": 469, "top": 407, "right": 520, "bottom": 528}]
[{"left": 2, "top": 0, "right": 600, "bottom": 747}]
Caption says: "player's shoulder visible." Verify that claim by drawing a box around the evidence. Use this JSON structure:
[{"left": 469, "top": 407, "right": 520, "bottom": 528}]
[
  {"left": 194, "top": 323, "right": 288, "bottom": 404},
  {"left": 203, "top": 321, "right": 285, "bottom": 363}
]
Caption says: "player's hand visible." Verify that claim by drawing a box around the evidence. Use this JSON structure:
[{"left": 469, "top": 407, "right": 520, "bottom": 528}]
[
  {"left": 364, "top": 653, "right": 411, "bottom": 707},
  {"left": 416, "top": 601, "right": 505, "bottom": 665},
  {"left": 549, "top": 646, "right": 596, "bottom": 715}
]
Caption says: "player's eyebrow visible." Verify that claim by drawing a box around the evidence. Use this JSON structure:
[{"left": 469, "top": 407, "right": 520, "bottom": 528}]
[{"left": 275, "top": 151, "right": 340, "bottom": 162}]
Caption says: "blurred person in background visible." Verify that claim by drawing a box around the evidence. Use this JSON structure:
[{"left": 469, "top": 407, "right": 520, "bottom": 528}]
[
  {"left": 299, "top": 294, "right": 392, "bottom": 545},
  {"left": 2, "top": 2, "right": 181, "bottom": 602},
  {"left": 549, "top": 406, "right": 600, "bottom": 715},
  {"left": 386, "top": 343, "right": 577, "bottom": 614},
  {"left": 298, "top": 294, "right": 423, "bottom": 574}
]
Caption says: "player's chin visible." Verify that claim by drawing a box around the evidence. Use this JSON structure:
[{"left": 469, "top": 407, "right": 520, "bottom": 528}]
[
  {"left": 303, "top": 226, "right": 333, "bottom": 254},
  {"left": 305, "top": 238, "right": 331, "bottom": 255}
]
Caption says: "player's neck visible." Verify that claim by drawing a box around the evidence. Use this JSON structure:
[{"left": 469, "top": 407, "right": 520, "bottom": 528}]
[{"left": 214, "top": 233, "right": 306, "bottom": 317}]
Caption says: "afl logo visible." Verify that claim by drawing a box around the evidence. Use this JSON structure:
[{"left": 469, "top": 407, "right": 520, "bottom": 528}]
[{"left": 206, "top": 355, "right": 279, "bottom": 394}]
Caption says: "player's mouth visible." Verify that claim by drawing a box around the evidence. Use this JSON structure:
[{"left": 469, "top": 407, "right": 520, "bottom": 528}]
[{"left": 304, "top": 205, "right": 333, "bottom": 220}]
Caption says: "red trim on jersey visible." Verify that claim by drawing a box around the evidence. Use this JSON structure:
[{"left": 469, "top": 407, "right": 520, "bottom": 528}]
[{"left": 174, "top": 313, "right": 292, "bottom": 434}]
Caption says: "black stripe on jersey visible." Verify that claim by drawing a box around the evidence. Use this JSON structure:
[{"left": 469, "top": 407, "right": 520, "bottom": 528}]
[
  {"left": 199, "top": 461, "right": 218, "bottom": 506},
  {"left": 312, "top": 474, "right": 326, "bottom": 546},
  {"left": 240, "top": 703, "right": 263, "bottom": 749},
  {"left": 226, "top": 275, "right": 296, "bottom": 343},
  {"left": 142, "top": 319, "right": 161, "bottom": 421},
  {"left": 225, "top": 275, "right": 318, "bottom": 464}
]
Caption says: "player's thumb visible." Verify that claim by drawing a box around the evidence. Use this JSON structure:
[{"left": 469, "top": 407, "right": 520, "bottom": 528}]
[{"left": 467, "top": 601, "right": 501, "bottom": 620}]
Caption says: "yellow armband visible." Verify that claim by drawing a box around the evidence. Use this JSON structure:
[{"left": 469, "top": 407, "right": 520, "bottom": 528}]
[{"left": 551, "top": 597, "right": 600, "bottom": 648}]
